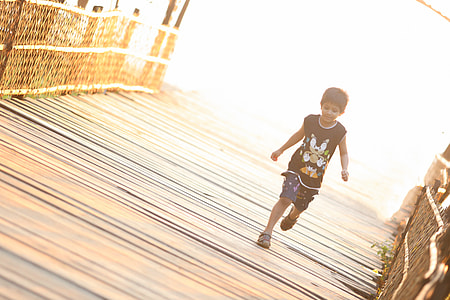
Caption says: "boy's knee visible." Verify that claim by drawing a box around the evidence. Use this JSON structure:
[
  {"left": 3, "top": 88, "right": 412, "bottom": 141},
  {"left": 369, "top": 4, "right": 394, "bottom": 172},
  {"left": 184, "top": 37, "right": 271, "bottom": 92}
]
[{"left": 279, "top": 197, "right": 292, "bottom": 206}]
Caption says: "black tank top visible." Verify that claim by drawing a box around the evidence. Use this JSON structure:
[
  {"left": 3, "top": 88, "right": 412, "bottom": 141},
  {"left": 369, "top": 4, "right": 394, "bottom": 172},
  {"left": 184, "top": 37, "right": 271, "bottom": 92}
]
[{"left": 288, "top": 114, "right": 346, "bottom": 189}]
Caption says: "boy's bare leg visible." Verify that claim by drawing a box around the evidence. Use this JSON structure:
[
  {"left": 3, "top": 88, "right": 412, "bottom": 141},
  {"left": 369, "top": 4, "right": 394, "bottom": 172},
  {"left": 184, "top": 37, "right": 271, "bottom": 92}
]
[{"left": 262, "top": 197, "right": 292, "bottom": 235}]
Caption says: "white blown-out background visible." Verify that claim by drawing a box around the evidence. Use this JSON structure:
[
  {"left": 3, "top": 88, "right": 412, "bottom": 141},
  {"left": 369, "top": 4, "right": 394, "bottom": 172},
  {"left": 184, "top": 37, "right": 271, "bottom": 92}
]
[
  {"left": 164, "top": 0, "right": 450, "bottom": 218},
  {"left": 81, "top": 0, "right": 448, "bottom": 218}
]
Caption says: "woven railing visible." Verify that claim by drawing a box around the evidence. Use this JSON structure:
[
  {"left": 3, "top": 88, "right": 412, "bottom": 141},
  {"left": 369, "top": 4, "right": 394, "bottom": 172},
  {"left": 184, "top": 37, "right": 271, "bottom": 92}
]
[
  {"left": 379, "top": 148, "right": 450, "bottom": 300},
  {"left": 0, "top": 0, "right": 181, "bottom": 97}
]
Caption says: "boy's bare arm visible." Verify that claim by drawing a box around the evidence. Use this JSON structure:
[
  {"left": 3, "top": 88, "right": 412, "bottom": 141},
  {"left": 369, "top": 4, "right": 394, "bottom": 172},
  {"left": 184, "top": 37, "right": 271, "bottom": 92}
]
[
  {"left": 339, "top": 136, "right": 349, "bottom": 181},
  {"left": 271, "top": 124, "right": 305, "bottom": 161}
]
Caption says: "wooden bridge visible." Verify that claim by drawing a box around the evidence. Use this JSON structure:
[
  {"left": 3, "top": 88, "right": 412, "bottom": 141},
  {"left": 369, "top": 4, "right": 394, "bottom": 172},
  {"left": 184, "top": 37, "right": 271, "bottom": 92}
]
[{"left": 0, "top": 87, "right": 394, "bottom": 299}]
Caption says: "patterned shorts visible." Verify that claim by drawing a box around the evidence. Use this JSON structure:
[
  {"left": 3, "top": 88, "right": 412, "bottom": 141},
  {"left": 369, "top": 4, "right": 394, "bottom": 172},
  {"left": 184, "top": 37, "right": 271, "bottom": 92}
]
[{"left": 279, "top": 171, "right": 319, "bottom": 212}]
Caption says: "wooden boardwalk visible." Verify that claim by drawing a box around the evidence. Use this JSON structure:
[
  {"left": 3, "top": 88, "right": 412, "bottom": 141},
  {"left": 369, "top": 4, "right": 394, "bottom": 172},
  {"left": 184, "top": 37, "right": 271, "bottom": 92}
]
[{"left": 0, "top": 88, "right": 393, "bottom": 299}]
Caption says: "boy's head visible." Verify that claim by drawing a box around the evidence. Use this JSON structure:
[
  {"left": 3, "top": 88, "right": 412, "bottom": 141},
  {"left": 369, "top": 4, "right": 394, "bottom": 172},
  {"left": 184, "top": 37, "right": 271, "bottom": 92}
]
[{"left": 320, "top": 87, "right": 348, "bottom": 113}]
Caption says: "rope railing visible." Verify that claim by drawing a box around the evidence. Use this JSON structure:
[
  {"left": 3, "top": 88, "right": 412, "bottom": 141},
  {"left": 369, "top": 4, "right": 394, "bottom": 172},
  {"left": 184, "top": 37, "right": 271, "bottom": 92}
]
[
  {"left": 0, "top": 0, "right": 181, "bottom": 97},
  {"left": 415, "top": 188, "right": 446, "bottom": 300}
]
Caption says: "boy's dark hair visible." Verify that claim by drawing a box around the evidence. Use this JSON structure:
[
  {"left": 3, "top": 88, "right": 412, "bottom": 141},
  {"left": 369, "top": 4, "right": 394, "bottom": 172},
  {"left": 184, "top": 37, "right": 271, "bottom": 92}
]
[{"left": 320, "top": 87, "right": 348, "bottom": 113}]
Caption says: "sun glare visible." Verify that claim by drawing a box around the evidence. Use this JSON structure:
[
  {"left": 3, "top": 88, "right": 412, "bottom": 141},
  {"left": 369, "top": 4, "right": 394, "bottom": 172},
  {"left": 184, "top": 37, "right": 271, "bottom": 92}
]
[{"left": 164, "top": 0, "right": 450, "bottom": 219}]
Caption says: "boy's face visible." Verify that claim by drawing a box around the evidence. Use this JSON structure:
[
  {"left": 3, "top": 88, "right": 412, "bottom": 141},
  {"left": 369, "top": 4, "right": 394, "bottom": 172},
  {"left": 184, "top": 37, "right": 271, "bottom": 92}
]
[{"left": 320, "top": 102, "right": 342, "bottom": 124}]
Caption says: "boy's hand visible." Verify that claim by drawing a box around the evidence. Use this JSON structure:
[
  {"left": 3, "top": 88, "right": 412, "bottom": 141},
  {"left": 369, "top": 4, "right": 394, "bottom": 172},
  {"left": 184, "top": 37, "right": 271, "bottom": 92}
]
[
  {"left": 271, "top": 150, "right": 283, "bottom": 161},
  {"left": 341, "top": 170, "right": 349, "bottom": 181}
]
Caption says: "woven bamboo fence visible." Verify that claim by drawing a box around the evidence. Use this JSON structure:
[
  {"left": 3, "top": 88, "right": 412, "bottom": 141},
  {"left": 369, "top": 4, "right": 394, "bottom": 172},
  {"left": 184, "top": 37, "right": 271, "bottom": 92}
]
[
  {"left": 379, "top": 147, "right": 450, "bottom": 300},
  {"left": 0, "top": 0, "right": 182, "bottom": 97}
]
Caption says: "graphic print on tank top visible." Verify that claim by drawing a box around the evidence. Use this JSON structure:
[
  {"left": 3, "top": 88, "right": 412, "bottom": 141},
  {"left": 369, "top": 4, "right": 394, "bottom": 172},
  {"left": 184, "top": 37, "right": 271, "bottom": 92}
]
[{"left": 298, "top": 134, "right": 330, "bottom": 179}]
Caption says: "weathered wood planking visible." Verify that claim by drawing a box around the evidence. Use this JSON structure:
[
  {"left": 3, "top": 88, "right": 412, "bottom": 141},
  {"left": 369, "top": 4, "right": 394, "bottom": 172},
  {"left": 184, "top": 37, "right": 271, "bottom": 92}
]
[{"left": 0, "top": 89, "right": 393, "bottom": 299}]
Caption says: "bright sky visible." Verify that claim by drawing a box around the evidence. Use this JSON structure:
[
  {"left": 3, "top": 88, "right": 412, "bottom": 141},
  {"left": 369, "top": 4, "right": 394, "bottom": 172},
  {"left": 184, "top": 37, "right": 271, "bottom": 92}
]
[{"left": 164, "top": 0, "right": 450, "bottom": 217}]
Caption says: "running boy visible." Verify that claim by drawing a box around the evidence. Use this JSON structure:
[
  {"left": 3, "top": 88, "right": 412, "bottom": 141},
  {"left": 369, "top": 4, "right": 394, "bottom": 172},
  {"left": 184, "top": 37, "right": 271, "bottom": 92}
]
[{"left": 257, "top": 87, "right": 349, "bottom": 249}]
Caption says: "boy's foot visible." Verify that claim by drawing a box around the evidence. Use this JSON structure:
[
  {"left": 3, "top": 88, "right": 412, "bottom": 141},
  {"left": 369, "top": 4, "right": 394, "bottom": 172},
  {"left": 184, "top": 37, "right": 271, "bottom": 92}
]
[
  {"left": 256, "top": 233, "right": 271, "bottom": 249},
  {"left": 280, "top": 207, "right": 298, "bottom": 231}
]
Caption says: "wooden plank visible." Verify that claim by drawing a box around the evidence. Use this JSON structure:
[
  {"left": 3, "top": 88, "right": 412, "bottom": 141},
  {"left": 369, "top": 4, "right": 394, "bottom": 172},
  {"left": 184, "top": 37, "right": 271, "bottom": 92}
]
[{"left": 0, "top": 89, "right": 394, "bottom": 299}]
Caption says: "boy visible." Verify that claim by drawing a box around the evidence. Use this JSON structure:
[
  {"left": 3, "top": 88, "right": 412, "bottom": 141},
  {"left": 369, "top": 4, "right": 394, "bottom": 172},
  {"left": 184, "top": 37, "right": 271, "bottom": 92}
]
[{"left": 257, "top": 87, "right": 349, "bottom": 249}]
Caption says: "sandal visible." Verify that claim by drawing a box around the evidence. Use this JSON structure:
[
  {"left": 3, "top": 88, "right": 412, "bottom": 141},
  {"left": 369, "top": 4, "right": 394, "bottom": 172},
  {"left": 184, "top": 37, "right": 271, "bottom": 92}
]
[
  {"left": 280, "top": 207, "right": 298, "bottom": 231},
  {"left": 256, "top": 233, "right": 271, "bottom": 249}
]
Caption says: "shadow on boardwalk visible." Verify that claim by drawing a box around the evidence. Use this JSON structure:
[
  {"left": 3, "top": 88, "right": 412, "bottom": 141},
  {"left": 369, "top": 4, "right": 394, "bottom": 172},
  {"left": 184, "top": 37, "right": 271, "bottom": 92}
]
[{"left": 0, "top": 86, "right": 394, "bottom": 299}]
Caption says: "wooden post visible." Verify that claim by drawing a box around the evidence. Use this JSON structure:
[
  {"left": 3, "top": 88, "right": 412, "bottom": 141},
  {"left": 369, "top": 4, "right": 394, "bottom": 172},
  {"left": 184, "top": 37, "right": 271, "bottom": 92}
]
[
  {"left": 77, "top": 0, "right": 89, "bottom": 9},
  {"left": 162, "top": 0, "right": 176, "bottom": 25},
  {"left": 93, "top": 6, "right": 103, "bottom": 13},
  {"left": 175, "top": 0, "right": 190, "bottom": 28},
  {"left": 424, "top": 143, "right": 450, "bottom": 201}
]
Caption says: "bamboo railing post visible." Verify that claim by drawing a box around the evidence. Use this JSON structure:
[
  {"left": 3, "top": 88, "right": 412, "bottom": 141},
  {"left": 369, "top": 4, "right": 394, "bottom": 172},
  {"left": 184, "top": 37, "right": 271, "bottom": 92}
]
[
  {"left": 162, "top": 0, "right": 176, "bottom": 26},
  {"left": 0, "top": 0, "right": 25, "bottom": 85},
  {"left": 175, "top": 0, "right": 190, "bottom": 29}
]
